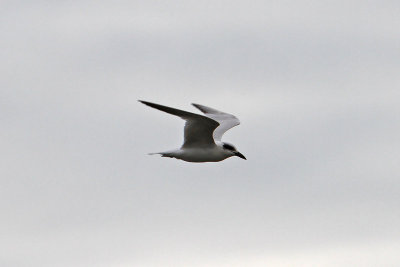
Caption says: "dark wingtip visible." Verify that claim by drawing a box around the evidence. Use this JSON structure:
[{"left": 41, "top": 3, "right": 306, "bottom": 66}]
[{"left": 138, "top": 100, "right": 153, "bottom": 107}]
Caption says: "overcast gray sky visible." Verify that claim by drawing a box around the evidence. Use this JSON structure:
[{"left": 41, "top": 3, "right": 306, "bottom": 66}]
[{"left": 2, "top": 0, "right": 400, "bottom": 266}]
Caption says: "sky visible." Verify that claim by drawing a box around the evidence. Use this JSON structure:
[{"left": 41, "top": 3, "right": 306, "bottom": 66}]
[{"left": 1, "top": 0, "right": 400, "bottom": 266}]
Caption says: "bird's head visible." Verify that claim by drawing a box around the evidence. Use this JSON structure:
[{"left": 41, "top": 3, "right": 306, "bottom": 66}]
[{"left": 220, "top": 142, "right": 246, "bottom": 160}]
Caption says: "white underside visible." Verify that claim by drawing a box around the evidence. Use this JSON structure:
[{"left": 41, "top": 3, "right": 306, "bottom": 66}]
[{"left": 156, "top": 146, "right": 233, "bottom": 162}]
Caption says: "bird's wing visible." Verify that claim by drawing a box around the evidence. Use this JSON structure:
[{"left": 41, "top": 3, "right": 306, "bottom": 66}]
[
  {"left": 139, "top": 100, "right": 219, "bottom": 148},
  {"left": 191, "top": 103, "right": 240, "bottom": 141}
]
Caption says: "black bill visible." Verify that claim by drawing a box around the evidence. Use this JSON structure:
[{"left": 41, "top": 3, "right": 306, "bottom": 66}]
[{"left": 234, "top": 151, "right": 247, "bottom": 160}]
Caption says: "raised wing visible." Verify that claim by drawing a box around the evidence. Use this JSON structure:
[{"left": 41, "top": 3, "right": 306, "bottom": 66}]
[
  {"left": 192, "top": 103, "right": 240, "bottom": 141},
  {"left": 139, "top": 100, "right": 219, "bottom": 148}
]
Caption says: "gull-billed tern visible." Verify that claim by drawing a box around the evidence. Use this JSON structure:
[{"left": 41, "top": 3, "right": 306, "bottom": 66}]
[{"left": 139, "top": 100, "right": 246, "bottom": 162}]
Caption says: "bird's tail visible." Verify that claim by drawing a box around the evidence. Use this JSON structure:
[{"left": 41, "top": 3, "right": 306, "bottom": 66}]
[{"left": 148, "top": 152, "right": 174, "bottom": 158}]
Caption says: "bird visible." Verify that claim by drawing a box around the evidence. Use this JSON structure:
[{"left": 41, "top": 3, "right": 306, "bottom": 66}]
[{"left": 139, "top": 100, "right": 246, "bottom": 163}]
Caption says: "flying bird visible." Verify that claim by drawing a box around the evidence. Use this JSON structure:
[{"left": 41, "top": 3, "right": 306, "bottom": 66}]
[{"left": 139, "top": 100, "right": 246, "bottom": 162}]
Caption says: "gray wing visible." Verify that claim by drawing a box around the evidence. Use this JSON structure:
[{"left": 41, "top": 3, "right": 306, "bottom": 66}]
[
  {"left": 139, "top": 100, "right": 219, "bottom": 148},
  {"left": 192, "top": 103, "right": 240, "bottom": 141}
]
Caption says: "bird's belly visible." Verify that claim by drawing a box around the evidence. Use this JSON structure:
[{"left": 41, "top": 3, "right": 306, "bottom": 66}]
[{"left": 177, "top": 148, "right": 228, "bottom": 162}]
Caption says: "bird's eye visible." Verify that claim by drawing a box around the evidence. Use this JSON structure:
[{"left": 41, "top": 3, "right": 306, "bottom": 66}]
[{"left": 223, "top": 143, "right": 235, "bottom": 151}]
